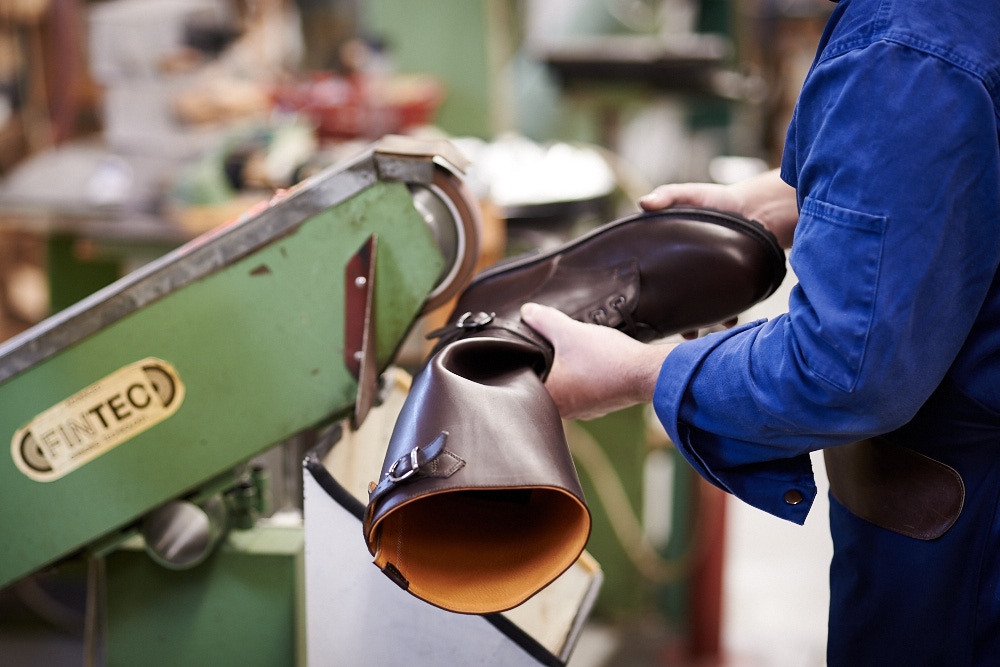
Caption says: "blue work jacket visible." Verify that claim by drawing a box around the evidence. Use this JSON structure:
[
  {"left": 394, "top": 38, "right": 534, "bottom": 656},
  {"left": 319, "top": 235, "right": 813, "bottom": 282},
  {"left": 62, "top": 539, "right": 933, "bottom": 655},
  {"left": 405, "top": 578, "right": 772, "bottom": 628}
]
[{"left": 653, "top": 0, "right": 1000, "bottom": 663}]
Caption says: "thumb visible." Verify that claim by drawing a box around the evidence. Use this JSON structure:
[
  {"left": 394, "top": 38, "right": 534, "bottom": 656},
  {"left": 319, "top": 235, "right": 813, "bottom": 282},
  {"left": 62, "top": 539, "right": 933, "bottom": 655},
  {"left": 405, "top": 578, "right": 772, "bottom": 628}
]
[{"left": 520, "top": 302, "right": 574, "bottom": 342}]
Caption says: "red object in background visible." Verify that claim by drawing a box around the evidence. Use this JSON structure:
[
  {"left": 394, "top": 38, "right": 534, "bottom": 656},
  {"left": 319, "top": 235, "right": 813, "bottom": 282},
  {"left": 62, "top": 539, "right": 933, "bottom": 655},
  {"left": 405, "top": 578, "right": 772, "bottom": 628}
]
[
  {"left": 271, "top": 72, "right": 445, "bottom": 140},
  {"left": 689, "top": 477, "right": 727, "bottom": 662}
]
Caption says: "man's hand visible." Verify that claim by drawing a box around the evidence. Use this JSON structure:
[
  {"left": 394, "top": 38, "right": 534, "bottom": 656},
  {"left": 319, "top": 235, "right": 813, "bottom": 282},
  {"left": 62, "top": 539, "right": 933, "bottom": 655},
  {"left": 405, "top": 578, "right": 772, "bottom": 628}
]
[
  {"left": 639, "top": 169, "right": 799, "bottom": 249},
  {"left": 520, "top": 303, "right": 676, "bottom": 421}
]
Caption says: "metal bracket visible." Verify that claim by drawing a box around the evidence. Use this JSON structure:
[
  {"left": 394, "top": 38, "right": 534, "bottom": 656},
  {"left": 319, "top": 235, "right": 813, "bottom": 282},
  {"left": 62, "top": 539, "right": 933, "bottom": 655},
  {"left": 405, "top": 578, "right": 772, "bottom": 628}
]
[{"left": 344, "top": 234, "right": 379, "bottom": 428}]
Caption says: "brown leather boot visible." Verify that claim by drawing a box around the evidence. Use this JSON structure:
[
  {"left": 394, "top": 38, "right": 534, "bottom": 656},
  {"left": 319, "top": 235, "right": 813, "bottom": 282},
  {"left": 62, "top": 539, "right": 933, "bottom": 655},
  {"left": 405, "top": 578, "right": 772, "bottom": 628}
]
[
  {"left": 364, "top": 206, "right": 786, "bottom": 614},
  {"left": 426, "top": 205, "right": 786, "bottom": 375}
]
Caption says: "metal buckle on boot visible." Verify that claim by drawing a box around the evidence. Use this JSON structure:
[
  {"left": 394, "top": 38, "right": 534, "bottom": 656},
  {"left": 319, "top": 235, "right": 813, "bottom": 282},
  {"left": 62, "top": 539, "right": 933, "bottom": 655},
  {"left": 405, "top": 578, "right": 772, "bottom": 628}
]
[
  {"left": 425, "top": 311, "right": 495, "bottom": 341},
  {"left": 387, "top": 446, "right": 421, "bottom": 483},
  {"left": 456, "top": 311, "right": 495, "bottom": 329},
  {"left": 369, "top": 432, "right": 458, "bottom": 506}
]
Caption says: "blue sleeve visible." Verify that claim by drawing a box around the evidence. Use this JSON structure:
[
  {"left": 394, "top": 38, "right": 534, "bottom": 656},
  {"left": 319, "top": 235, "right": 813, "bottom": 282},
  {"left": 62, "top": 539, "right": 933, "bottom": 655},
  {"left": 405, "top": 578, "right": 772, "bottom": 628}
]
[{"left": 654, "top": 40, "right": 1000, "bottom": 522}]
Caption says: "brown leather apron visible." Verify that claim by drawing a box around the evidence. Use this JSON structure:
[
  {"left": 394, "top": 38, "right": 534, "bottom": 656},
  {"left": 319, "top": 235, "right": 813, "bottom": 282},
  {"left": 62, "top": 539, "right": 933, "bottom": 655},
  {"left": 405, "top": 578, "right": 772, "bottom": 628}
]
[{"left": 824, "top": 436, "right": 965, "bottom": 540}]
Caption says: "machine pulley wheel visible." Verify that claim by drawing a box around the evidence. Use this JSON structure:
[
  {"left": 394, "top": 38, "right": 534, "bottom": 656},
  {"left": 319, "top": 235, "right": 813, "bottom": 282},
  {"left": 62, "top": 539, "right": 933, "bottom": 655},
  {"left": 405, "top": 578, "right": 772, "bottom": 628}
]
[{"left": 408, "top": 166, "right": 481, "bottom": 315}]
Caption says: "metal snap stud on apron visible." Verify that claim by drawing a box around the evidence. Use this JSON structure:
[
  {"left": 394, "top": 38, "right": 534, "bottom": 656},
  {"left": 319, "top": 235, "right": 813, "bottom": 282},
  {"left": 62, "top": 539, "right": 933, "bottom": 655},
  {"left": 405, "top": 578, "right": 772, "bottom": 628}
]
[{"left": 784, "top": 489, "right": 804, "bottom": 505}]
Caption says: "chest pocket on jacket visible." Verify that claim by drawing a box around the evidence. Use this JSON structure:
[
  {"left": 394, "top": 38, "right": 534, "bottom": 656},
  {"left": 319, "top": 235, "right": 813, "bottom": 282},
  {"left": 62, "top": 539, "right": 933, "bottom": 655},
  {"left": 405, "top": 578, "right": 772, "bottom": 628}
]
[{"left": 789, "top": 196, "right": 886, "bottom": 392}]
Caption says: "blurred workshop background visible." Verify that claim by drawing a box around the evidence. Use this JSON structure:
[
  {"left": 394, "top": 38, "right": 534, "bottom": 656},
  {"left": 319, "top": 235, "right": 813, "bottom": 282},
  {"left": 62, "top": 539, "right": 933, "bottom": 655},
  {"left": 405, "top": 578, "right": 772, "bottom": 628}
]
[{"left": 0, "top": 0, "right": 835, "bottom": 665}]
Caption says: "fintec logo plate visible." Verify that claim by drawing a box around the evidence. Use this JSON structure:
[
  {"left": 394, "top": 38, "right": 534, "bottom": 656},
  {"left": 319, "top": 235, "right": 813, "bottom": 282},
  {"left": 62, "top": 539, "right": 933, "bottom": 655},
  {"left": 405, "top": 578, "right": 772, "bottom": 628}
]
[{"left": 11, "top": 358, "right": 185, "bottom": 482}]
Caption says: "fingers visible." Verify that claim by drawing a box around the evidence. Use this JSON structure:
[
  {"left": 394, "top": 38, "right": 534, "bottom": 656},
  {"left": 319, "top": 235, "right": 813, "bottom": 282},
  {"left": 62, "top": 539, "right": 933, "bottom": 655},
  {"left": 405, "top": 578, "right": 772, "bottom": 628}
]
[
  {"left": 638, "top": 185, "right": 678, "bottom": 211},
  {"left": 638, "top": 182, "right": 743, "bottom": 214},
  {"left": 520, "top": 302, "right": 574, "bottom": 343},
  {"left": 520, "top": 302, "right": 673, "bottom": 421},
  {"left": 639, "top": 183, "right": 707, "bottom": 211}
]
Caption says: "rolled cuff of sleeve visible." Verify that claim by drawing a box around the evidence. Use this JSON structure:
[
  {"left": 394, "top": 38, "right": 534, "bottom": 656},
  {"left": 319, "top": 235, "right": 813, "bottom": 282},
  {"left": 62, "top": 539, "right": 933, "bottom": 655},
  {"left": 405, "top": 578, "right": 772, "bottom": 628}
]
[{"left": 652, "top": 321, "right": 817, "bottom": 524}]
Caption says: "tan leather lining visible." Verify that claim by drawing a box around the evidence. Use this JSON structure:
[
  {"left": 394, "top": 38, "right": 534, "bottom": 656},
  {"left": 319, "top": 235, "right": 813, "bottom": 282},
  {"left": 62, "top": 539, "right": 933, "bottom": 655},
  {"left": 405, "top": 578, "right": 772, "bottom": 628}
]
[{"left": 372, "top": 487, "right": 590, "bottom": 614}]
